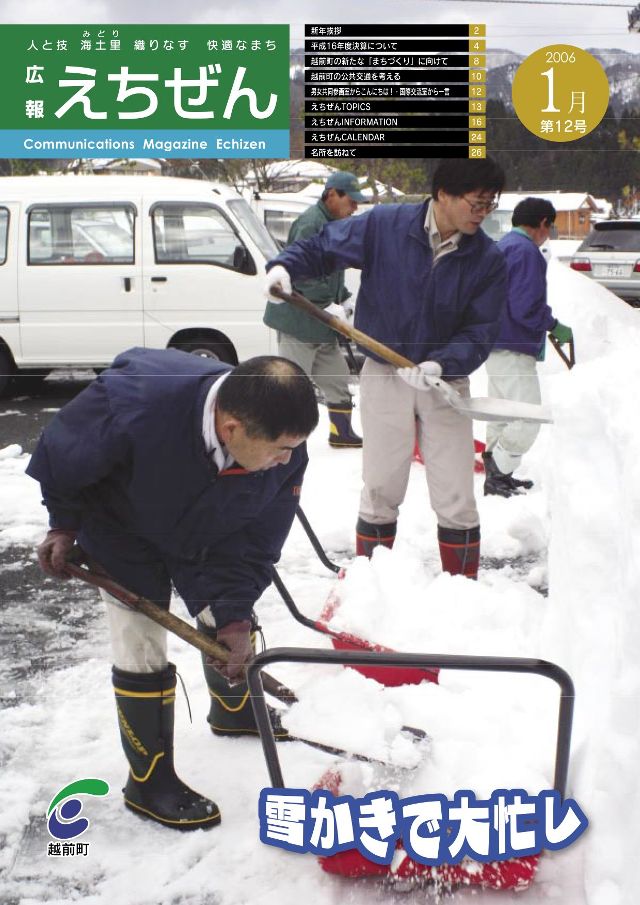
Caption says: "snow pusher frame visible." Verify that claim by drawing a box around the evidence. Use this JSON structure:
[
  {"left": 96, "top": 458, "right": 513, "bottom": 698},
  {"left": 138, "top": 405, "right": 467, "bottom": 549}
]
[{"left": 248, "top": 648, "right": 576, "bottom": 892}]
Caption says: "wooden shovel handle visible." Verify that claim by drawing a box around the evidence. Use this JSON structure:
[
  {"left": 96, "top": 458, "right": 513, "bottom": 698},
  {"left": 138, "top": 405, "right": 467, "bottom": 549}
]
[
  {"left": 273, "top": 287, "right": 416, "bottom": 368},
  {"left": 65, "top": 560, "right": 298, "bottom": 705}
]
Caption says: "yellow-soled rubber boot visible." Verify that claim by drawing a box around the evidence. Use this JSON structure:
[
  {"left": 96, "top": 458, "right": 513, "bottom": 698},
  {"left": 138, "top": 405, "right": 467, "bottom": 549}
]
[
  {"left": 197, "top": 620, "right": 289, "bottom": 740},
  {"left": 113, "top": 663, "right": 221, "bottom": 830}
]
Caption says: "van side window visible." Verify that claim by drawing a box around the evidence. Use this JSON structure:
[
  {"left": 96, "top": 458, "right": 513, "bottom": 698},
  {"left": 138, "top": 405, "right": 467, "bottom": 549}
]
[
  {"left": 28, "top": 205, "right": 135, "bottom": 265},
  {"left": 0, "top": 209, "right": 8, "bottom": 265},
  {"left": 152, "top": 203, "right": 254, "bottom": 273}
]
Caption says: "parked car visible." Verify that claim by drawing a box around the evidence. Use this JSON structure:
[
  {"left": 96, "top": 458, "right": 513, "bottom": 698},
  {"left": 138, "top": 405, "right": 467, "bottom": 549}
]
[
  {"left": 570, "top": 220, "right": 640, "bottom": 307},
  {"left": 0, "top": 175, "right": 282, "bottom": 394}
]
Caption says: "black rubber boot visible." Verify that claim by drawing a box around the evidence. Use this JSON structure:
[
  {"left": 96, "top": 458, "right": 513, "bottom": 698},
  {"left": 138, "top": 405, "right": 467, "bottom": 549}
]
[
  {"left": 327, "top": 403, "right": 363, "bottom": 448},
  {"left": 113, "top": 664, "right": 221, "bottom": 830},
  {"left": 437, "top": 525, "right": 481, "bottom": 580},
  {"left": 482, "top": 451, "right": 533, "bottom": 497},
  {"left": 510, "top": 474, "right": 534, "bottom": 489},
  {"left": 355, "top": 517, "right": 397, "bottom": 558},
  {"left": 196, "top": 620, "right": 290, "bottom": 740}
]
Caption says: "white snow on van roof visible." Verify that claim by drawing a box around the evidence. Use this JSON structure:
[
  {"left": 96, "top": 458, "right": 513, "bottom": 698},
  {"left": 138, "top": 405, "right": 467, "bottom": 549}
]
[{"left": 0, "top": 174, "right": 243, "bottom": 201}]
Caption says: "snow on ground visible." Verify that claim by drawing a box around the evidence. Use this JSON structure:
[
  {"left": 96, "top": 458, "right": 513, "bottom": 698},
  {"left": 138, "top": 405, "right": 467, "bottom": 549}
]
[{"left": 1, "top": 265, "right": 639, "bottom": 905}]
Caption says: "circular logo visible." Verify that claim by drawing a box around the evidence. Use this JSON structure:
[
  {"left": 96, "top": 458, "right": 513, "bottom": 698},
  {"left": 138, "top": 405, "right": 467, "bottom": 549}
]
[
  {"left": 512, "top": 45, "right": 609, "bottom": 143},
  {"left": 47, "top": 778, "right": 110, "bottom": 841}
]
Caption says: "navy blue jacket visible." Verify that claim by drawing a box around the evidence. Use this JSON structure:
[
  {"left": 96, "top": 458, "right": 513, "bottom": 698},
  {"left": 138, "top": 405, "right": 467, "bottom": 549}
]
[
  {"left": 493, "top": 229, "right": 556, "bottom": 358},
  {"left": 26, "top": 348, "right": 308, "bottom": 627},
  {"left": 269, "top": 200, "right": 507, "bottom": 377}
]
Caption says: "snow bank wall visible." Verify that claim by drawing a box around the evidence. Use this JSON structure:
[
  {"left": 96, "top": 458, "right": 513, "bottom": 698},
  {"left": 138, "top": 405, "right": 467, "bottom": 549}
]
[{"left": 542, "top": 263, "right": 640, "bottom": 905}]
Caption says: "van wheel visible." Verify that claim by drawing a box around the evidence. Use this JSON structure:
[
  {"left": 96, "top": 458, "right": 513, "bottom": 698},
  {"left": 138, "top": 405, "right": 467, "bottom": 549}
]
[
  {"left": 173, "top": 337, "right": 236, "bottom": 364},
  {"left": 0, "top": 349, "right": 16, "bottom": 396}
]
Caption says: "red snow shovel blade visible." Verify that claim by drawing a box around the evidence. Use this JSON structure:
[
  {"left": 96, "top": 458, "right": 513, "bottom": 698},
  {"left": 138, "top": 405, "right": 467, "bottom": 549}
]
[
  {"left": 314, "top": 770, "right": 539, "bottom": 892},
  {"left": 319, "top": 846, "right": 540, "bottom": 892},
  {"left": 319, "top": 586, "right": 439, "bottom": 687}
]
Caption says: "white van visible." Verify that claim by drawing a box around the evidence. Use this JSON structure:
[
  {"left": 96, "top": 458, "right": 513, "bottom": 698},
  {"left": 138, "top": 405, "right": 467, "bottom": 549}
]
[{"left": 0, "top": 175, "right": 281, "bottom": 393}]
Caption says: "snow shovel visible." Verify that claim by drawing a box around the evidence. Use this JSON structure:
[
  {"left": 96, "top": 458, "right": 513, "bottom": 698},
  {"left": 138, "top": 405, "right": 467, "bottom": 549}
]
[
  {"left": 64, "top": 558, "right": 428, "bottom": 769},
  {"left": 275, "top": 507, "right": 440, "bottom": 687},
  {"left": 272, "top": 288, "right": 553, "bottom": 424},
  {"left": 273, "top": 567, "right": 439, "bottom": 688}
]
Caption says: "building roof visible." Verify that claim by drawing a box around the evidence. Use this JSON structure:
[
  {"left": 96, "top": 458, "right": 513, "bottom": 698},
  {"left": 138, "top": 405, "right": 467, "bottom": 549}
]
[{"left": 497, "top": 191, "right": 598, "bottom": 212}]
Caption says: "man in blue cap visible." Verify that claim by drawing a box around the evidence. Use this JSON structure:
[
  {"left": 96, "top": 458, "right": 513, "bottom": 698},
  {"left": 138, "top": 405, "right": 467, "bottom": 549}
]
[{"left": 263, "top": 171, "right": 366, "bottom": 448}]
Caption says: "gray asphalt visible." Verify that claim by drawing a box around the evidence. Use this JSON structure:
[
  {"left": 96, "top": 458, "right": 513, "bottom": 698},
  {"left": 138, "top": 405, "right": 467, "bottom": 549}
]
[{"left": 0, "top": 375, "right": 108, "bottom": 711}]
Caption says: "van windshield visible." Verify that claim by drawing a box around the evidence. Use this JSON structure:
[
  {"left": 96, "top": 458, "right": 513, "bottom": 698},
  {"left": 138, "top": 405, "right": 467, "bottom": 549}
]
[{"left": 227, "top": 198, "right": 279, "bottom": 260}]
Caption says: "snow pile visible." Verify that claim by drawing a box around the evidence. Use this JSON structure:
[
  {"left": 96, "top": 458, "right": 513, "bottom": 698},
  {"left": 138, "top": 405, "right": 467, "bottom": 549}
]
[
  {"left": 0, "top": 445, "right": 48, "bottom": 549},
  {"left": 541, "top": 345, "right": 640, "bottom": 905},
  {"left": 544, "top": 258, "right": 640, "bottom": 365},
  {"left": 329, "top": 547, "right": 547, "bottom": 657}
]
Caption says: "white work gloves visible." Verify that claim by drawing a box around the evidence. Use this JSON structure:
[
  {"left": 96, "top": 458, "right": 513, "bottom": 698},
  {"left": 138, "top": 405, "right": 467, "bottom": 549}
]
[
  {"left": 324, "top": 302, "right": 348, "bottom": 322},
  {"left": 397, "top": 360, "right": 443, "bottom": 391},
  {"left": 264, "top": 265, "right": 292, "bottom": 304}
]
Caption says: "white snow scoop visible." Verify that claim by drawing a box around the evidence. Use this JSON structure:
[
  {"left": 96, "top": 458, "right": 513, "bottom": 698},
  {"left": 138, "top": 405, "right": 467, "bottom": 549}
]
[
  {"left": 420, "top": 372, "right": 553, "bottom": 423},
  {"left": 273, "top": 288, "right": 553, "bottom": 424}
]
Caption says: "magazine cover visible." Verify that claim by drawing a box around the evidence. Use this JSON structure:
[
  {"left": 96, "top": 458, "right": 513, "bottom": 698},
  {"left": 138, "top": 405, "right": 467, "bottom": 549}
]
[{"left": 0, "top": 2, "right": 638, "bottom": 904}]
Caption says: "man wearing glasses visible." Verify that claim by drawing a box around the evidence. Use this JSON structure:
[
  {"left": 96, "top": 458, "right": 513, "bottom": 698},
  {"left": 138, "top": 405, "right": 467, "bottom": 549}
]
[{"left": 266, "top": 158, "right": 507, "bottom": 578}]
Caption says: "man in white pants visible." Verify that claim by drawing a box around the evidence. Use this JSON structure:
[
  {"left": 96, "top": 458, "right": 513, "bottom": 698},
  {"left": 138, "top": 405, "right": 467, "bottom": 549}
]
[
  {"left": 483, "top": 197, "right": 573, "bottom": 496},
  {"left": 266, "top": 158, "right": 507, "bottom": 578},
  {"left": 28, "top": 349, "right": 318, "bottom": 831}
]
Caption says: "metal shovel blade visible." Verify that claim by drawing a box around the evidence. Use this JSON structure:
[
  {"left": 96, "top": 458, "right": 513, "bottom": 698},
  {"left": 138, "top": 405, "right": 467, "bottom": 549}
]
[
  {"left": 456, "top": 396, "right": 554, "bottom": 423},
  {"left": 424, "top": 376, "right": 553, "bottom": 424}
]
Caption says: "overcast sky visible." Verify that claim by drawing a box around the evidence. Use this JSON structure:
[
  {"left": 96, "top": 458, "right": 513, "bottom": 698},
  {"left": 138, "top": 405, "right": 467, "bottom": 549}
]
[{"left": 3, "top": 0, "right": 640, "bottom": 57}]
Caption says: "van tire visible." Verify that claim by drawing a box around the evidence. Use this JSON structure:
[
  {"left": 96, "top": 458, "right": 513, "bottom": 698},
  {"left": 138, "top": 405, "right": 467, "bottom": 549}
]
[
  {"left": 173, "top": 337, "right": 236, "bottom": 365},
  {"left": 0, "top": 348, "right": 16, "bottom": 396}
]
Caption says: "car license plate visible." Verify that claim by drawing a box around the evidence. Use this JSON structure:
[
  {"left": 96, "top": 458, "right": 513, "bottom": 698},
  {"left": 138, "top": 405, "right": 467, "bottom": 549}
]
[{"left": 594, "top": 263, "right": 630, "bottom": 278}]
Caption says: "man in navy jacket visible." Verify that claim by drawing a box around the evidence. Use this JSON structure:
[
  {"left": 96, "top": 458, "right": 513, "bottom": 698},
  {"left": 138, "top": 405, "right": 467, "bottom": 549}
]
[
  {"left": 27, "top": 348, "right": 318, "bottom": 831},
  {"left": 483, "top": 197, "right": 573, "bottom": 496},
  {"left": 266, "top": 158, "right": 506, "bottom": 578}
]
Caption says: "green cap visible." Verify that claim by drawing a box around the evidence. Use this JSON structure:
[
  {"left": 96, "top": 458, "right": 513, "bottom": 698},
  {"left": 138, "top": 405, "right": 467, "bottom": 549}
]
[{"left": 325, "top": 171, "right": 367, "bottom": 202}]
